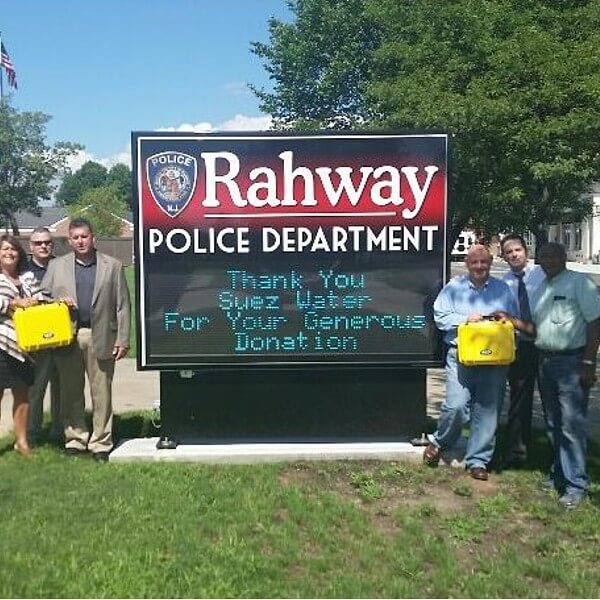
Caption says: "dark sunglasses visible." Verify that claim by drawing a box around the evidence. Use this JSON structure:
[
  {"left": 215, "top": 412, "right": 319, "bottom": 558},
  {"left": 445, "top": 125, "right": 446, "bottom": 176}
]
[{"left": 32, "top": 240, "right": 53, "bottom": 246}]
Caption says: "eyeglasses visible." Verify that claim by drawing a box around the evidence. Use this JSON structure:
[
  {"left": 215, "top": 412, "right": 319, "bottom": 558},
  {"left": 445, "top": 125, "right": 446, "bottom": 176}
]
[{"left": 32, "top": 240, "right": 52, "bottom": 246}]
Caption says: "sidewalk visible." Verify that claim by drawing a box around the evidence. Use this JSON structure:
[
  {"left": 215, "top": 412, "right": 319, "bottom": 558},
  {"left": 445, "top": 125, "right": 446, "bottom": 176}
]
[
  {"left": 565, "top": 261, "right": 600, "bottom": 274},
  {"left": 0, "top": 359, "right": 159, "bottom": 438},
  {"left": 2, "top": 358, "right": 599, "bottom": 442}
]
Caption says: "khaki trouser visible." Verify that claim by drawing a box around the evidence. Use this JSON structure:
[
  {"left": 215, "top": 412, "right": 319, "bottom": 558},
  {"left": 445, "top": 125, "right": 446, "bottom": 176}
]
[
  {"left": 54, "top": 328, "right": 115, "bottom": 453},
  {"left": 27, "top": 349, "right": 61, "bottom": 442}
]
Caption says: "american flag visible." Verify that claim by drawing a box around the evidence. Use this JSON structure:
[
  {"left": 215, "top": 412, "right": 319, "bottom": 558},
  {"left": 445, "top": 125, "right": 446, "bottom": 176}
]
[{"left": 0, "top": 42, "right": 18, "bottom": 89}]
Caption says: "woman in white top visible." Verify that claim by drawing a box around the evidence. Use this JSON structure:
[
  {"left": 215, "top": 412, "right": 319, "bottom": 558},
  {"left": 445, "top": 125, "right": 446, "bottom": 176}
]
[{"left": 0, "top": 234, "right": 45, "bottom": 456}]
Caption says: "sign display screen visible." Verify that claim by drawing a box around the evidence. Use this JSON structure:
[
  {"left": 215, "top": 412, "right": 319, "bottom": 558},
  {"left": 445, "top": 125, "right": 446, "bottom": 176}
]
[{"left": 132, "top": 132, "right": 448, "bottom": 369}]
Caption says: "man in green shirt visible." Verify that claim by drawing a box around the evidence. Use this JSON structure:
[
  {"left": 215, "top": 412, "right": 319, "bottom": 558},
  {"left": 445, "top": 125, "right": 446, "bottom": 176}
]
[{"left": 532, "top": 243, "right": 600, "bottom": 508}]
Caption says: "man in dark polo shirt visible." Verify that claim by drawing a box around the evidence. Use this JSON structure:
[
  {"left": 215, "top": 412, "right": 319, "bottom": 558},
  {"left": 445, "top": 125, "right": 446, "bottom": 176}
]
[
  {"left": 26, "top": 227, "right": 62, "bottom": 444},
  {"left": 41, "top": 218, "right": 131, "bottom": 461}
]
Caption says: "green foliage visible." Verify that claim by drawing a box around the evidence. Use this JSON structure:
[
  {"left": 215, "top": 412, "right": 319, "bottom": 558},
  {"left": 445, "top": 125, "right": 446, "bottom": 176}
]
[
  {"left": 0, "top": 99, "right": 80, "bottom": 234},
  {"left": 56, "top": 160, "right": 108, "bottom": 206},
  {"left": 441, "top": 512, "right": 488, "bottom": 543},
  {"left": 350, "top": 470, "right": 384, "bottom": 501},
  {"left": 67, "top": 185, "right": 128, "bottom": 237},
  {"left": 367, "top": 0, "right": 600, "bottom": 240},
  {"left": 417, "top": 502, "right": 438, "bottom": 518},
  {"left": 453, "top": 482, "right": 473, "bottom": 497},
  {"left": 57, "top": 161, "right": 132, "bottom": 210},
  {"left": 107, "top": 163, "right": 132, "bottom": 209},
  {"left": 251, "top": 0, "right": 379, "bottom": 129},
  {"left": 253, "top": 0, "right": 600, "bottom": 240}
]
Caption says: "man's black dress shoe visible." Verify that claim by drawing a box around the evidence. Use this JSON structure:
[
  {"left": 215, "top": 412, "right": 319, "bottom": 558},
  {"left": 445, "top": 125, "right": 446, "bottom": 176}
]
[
  {"left": 502, "top": 458, "right": 526, "bottom": 470},
  {"left": 92, "top": 451, "right": 110, "bottom": 462},
  {"left": 65, "top": 447, "right": 87, "bottom": 457}
]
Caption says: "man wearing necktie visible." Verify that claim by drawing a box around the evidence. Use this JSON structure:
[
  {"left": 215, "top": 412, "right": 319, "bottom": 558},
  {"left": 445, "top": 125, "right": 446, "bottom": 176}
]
[
  {"left": 425, "top": 245, "right": 532, "bottom": 481},
  {"left": 500, "top": 234, "right": 546, "bottom": 468}
]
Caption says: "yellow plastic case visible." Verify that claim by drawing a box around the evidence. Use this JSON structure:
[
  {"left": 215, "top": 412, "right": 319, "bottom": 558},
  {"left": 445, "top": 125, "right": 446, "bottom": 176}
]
[
  {"left": 13, "top": 302, "right": 74, "bottom": 352},
  {"left": 457, "top": 319, "right": 516, "bottom": 366}
]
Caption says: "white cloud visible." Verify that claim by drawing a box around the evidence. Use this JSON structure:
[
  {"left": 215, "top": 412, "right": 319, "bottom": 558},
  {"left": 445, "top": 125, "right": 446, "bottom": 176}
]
[
  {"left": 100, "top": 150, "right": 132, "bottom": 169},
  {"left": 157, "top": 122, "right": 213, "bottom": 133},
  {"left": 66, "top": 147, "right": 132, "bottom": 172},
  {"left": 223, "top": 81, "right": 251, "bottom": 96},
  {"left": 217, "top": 114, "right": 272, "bottom": 131},
  {"left": 66, "top": 149, "right": 95, "bottom": 172},
  {"left": 157, "top": 114, "right": 272, "bottom": 133},
  {"left": 69, "top": 113, "right": 272, "bottom": 174}
]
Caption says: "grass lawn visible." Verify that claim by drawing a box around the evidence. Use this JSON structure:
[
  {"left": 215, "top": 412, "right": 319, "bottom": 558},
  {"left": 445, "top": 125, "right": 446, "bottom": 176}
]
[{"left": 1, "top": 419, "right": 599, "bottom": 598}]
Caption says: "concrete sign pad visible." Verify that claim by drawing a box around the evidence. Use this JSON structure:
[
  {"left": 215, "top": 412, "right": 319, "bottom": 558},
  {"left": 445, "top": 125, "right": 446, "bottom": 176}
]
[{"left": 110, "top": 438, "right": 423, "bottom": 464}]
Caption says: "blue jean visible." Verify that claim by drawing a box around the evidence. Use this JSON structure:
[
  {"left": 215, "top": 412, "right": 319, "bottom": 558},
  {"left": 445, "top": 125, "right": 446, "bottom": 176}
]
[
  {"left": 538, "top": 353, "right": 589, "bottom": 497},
  {"left": 432, "top": 347, "right": 507, "bottom": 469}
]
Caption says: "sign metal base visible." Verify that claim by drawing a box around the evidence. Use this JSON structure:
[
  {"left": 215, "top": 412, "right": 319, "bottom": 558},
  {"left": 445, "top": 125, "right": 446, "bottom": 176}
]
[{"left": 157, "top": 367, "right": 427, "bottom": 449}]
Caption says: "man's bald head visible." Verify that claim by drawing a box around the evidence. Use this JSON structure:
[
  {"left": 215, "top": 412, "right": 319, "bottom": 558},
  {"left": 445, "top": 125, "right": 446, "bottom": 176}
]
[
  {"left": 465, "top": 244, "right": 492, "bottom": 263},
  {"left": 465, "top": 244, "right": 492, "bottom": 287}
]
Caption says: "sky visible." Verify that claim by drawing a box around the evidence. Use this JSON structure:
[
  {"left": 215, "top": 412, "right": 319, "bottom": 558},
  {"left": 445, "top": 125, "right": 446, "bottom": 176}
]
[{"left": 1, "top": 0, "right": 292, "bottom": 170}]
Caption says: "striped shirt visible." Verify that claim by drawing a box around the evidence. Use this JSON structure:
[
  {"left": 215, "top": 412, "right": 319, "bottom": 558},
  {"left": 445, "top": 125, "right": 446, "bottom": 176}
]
[{"left": 0, "top": 271, "right": 46, "bottom": 362}]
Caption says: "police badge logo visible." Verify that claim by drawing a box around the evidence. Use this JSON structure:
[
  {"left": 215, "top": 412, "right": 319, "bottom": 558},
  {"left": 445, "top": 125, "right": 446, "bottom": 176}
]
[{"left": 146, "top": 151, "right": 197, "bottom": 218}]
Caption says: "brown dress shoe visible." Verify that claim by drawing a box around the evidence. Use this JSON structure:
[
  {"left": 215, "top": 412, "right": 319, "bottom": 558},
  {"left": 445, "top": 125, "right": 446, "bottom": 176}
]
[
  {"left": 470, "top": 467, "right": 489, "bottom": 481},
  {"left": 423, "top": 443, "right": 440, "bottom": 467}
]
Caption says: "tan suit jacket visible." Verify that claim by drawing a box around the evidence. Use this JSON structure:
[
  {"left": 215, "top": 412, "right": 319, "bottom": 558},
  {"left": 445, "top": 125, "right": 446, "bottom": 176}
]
[{"left": 41, "top": 251, "right": 131, "bottom": 359}]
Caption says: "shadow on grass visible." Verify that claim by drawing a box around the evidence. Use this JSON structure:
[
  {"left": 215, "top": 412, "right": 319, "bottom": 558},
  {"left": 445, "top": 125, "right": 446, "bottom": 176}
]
[
  {"left": 494, "top": 422, "right": 600, "bottom": 508},
  {"left": 427, "top": 416, "right": 600, "bottom": 489},
  {"left": 113, "top": 411, "right": 158, "bottom": 440},
  {"left": 0, "top": 411, "right": 158, "bottom": 454},
  {"left": 0, "top": 441, "right": 15, "bottom": 457}
]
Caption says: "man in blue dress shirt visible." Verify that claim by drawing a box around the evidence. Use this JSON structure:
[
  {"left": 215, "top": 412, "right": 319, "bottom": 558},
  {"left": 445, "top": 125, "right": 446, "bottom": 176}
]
[
  {"left": 500, "top": 234, "right": 545, "bottom": 468},
  {"left": 532, "top": 243, "right": 600, "bottom": 508},
  {"left": 424, "top": 244, "right": 532, "bottom": 480}
]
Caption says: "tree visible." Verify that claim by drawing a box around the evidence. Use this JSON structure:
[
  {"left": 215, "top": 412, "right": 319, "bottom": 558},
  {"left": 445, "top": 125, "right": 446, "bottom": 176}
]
[
  {"left": 67, "top": 185, "right": 128, "bottom": 237},
  {"left": 367, "top": 0, "right": 600, "bottom": 244},
  {"left": 252, "top": 0, "right": 600, "bottom": 243},
  {"left": 0, "top": 100, "right": 80, "bottom": 234},
  {"left": 56, "top": 160, "right": 108, "bottom": 206},
  {"left": 107, "top": 163, "right": 132, "bottom": 211},
  {"left": 251, "top": 0, "right": 379, "bottom": 129}
]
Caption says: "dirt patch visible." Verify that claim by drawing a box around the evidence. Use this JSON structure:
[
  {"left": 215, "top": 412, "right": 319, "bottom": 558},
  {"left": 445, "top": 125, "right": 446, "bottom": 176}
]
[
  {"left": 278, "top": 461, "right": 503, "bottom": 514},
  {"left": 273, "top": 507, "right": 290, "bottom": 523},
  {"left": 278, "top": 465, "right": 316, "bottom": 488},
  {"left": 362, "top": 504, "right": 401, "bottom": 535},
  {"left": 401, "top": 485, "right": 472, "bottom": 513}
]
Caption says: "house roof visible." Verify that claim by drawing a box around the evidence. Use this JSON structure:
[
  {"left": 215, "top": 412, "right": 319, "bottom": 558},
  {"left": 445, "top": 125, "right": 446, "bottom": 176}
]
[
  {"left": 4, "top": 207, "right": 134, "bottom": 233},
  {"left": 11, "top": 207, "right": 69, "bottom": 231}
]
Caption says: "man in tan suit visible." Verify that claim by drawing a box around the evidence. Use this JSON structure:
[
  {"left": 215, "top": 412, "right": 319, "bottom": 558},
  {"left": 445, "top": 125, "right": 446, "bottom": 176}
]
[{"left": 41, "top": 218, "right": 131, "bottom": 461}]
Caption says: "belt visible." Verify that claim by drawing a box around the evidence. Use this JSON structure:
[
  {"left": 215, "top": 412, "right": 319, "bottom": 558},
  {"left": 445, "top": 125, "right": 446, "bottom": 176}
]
[{"left": 538, "top": 347, "right": 584, "bottom": 357}]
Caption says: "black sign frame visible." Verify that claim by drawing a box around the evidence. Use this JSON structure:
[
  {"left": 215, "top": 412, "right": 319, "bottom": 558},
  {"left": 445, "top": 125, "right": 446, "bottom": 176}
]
[{"left": 132, "top": 131, "right": 449, "bottom": 370}]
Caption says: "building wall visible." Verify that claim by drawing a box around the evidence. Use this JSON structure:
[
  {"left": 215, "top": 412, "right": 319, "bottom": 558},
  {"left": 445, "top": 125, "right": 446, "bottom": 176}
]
[{"left": 546, "top": 194, "right": 600, "bottom": 263}]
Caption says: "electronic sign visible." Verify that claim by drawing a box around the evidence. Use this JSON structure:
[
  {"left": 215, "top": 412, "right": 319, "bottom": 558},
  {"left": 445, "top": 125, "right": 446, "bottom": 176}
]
[{"left": 132, "top": 132, "right": 448, "bottom": 369}]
